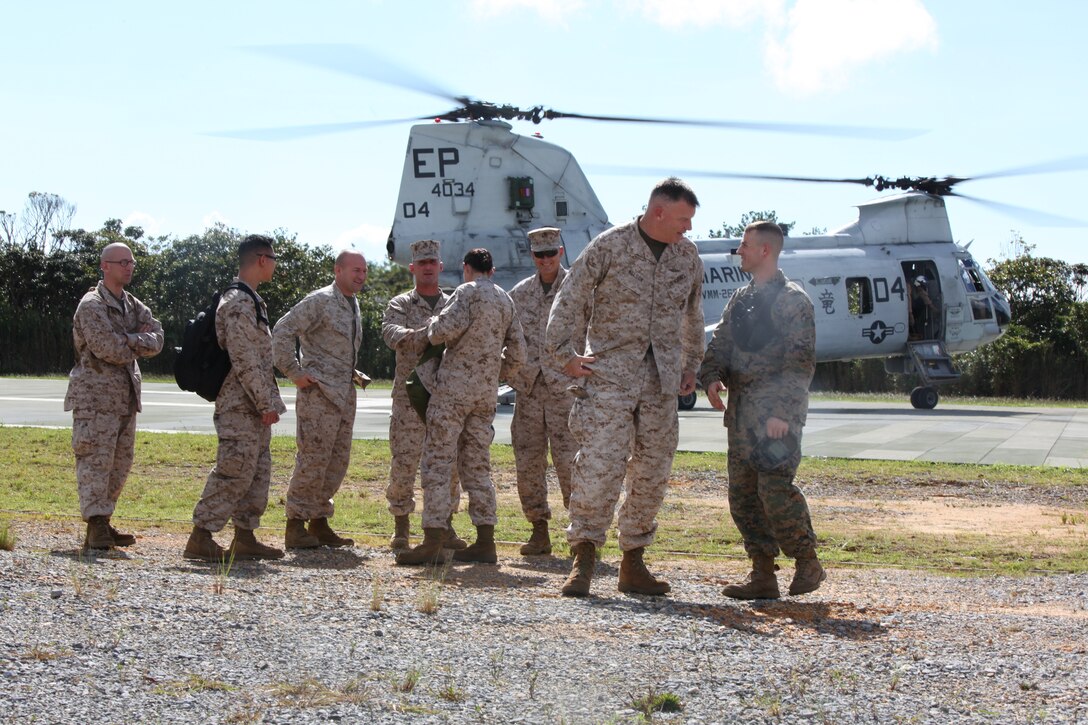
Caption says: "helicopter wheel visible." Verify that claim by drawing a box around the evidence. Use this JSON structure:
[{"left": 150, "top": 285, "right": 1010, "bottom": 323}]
[
  {"left": 910, "top": 386, "right": 939, "bottom": 410},
  {"left": 678, "top": 392, "right": 697, "bottom": 411}
]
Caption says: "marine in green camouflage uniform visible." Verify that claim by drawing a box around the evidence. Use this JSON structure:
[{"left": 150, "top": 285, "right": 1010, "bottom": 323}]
[{"left": 698, "top": 220, "right": 824, "bottom": 599}]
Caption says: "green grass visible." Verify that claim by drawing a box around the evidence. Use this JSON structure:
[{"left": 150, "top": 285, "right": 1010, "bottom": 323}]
[
  {"left": 0, "top": 520, "right": 14, "bottom": 551},
  {"left": 1, "top": 426, "right": 1085, "bottom": 574},
  {"left": 810, "top": 391, "right": 1088, "bottom": 408}
]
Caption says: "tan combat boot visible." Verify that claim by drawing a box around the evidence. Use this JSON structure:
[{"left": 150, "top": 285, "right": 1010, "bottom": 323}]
[
  {"left": 453, "top": 524, "right": 497, "bottom": 563},
  {"left": 183, "top": 526, "right": 225, "bottom": 561},
  {"left": 520, "top": 520, "right": 552, "bottom": 556},
  {"left": 722, "top": 554, "right": 781, "bottom": 599},
  {"left": 106, "top": 518, "right": 136, "bottom": 547},
  {"left": 561, "top": 542, "right": 596, "bottom": 597},
  {"left": 308, "top": 518, "right": 354, "bottom": 547},
  {"left": 395, "top": 527, "right": 447, "bottom": 566},
  {"left": 285, "top": 518, "right": 320, "bottom": 549},
  {"left": 390, "top": 515, "right": 411, "bottom": 550},
  {"left": 444, "top": 516, "right": 468, "bottom": 550},
  {"left": 618, "top": 547, "right": 671, "bottom": 595},
  {"left": 83, "top": 515, "right": 114, "bottom": 551},
  {"left": 229, "top": 527, "right": 284, "bottom": 560},
  {"left": 789, "top": 555, "right": 827, "bottom": 595}
]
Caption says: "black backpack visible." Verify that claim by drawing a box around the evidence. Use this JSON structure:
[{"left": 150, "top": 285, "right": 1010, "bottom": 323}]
[{"left": 174, "top": 282, "right": 266, "bottom": 402}]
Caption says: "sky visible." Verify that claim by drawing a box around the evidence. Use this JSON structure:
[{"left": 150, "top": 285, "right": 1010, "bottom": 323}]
[{"left": 2, "top": 0, "right": 1086, "bottom": 269}]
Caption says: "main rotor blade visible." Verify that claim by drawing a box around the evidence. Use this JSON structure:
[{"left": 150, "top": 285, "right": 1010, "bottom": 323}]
[
  {"left": 590, "top": 165, "right": 875, "bottom": 186},
  {"left": 206, "top": 117, "right": 426, "bottom": 142},
  {"left": 550, "top": 111, "right": 923, "bottom": 141},
  {"left": 247, "top": 44, "right": 463, "bottom": 105},
  {"left": 966, "top": 154, "right": 1088, "bottom": 182},
  {"left": 950, "top": 192, "right": 1086, "bottom": 227}
]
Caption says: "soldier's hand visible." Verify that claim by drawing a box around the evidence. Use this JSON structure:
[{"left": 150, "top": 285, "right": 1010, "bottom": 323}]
[
  {"left": 261, "top": 411, "right": 280, "bottom": 426},
  {"left": 706, "top": 381, "right": 727, "bottom": 411},
  {"left": 294, "top": 373, "right": 318, "bottom": 390},
  {"left": 679, "top": 371, "right": 696, "bottom": 396},
  {"left": 766, "top": 417, "right": 789, "bottom": 439},
  {"left": 563, "top": 355, "right": 596, "bottom": 378}
]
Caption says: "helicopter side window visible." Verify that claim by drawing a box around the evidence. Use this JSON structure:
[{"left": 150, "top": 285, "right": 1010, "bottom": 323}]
[
  {"left": 971, "top": 297, "right": 993, "bottom": 320},
  {"left": 846, "top": 277, "right": 873, "bottom": 315}
]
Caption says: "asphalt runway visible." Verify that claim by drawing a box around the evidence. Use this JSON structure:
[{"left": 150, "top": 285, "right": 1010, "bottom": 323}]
[{"left": 2, "top": 379, "right": 1086, "bottom": 467}]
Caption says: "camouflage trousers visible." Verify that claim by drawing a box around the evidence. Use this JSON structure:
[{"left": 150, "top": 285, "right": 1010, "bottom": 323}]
[
  {"left": 386, "top": 395, "right": 461, "bottom": 516},
  {"left": 418, "top": 393, "right": 497, "bottom": 529},
  {"left": 511, "top": 374, "right": 575, "bottom": 522},
  {"left": 566, "top": 354, "right": 678, "bottom": 551},
  {"left": 71, "top": 409, "right": 136, "bottom": 520},
  {"left": 726, "top": 427, "right": 816, "bottom": 559},
  {"left": 285, "top": 385, "right": 355, "bottom": 520},
  {"left": 192, "top": 410, "right": 273, "bottom": 532}
]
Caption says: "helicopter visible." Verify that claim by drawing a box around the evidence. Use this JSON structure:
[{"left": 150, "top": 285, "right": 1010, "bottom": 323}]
[
  {"left": 386, "top": 117, "right": 1023, "bottom": 410},
  {"left": 220, "top": 45, "right": 1084, "bottom": 410}
]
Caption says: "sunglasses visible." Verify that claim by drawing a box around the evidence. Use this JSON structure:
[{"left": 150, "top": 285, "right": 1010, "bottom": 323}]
[{"left": 533, "top": 249, "right": 559, "bottom": 259}]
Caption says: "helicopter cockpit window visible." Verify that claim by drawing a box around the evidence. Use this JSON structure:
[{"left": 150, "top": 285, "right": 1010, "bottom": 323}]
[
  {"left": 960, "top": 261, "right": 987, "bottom": 293},
  {"left": 846, "top": 277, "right": 873, "bottom": 316}
]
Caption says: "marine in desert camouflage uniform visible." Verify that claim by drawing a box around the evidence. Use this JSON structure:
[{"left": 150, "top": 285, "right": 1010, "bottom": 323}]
[
  {"left": 273, "top": 250, "right": 369, "bottom": 550},
  {"left": 508, "top": 227, "right": 576, "bottom": 556},
  {"left": 381, "top": 239, "right": 464, "bottom": 550},
  {"left": 65, "top": 242, "right": 164, "bottom": 550},
  {"left": 545, "top": 178, "right": 704, "bottom": 597},
  {"left": 396, "top": 248, "right": 526, "bottom": 566},
  {"left": 184, "top": 235, "right": 288, "bottom": 562},
  {"left": 698, "top": 220, "right": 824, "bottom": 599}
]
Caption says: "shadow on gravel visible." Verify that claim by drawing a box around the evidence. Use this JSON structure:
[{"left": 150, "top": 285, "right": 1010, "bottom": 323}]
[
  {"left": 49, "top": 548, "right": 130, "bottom": 565},
  {"left": 439, "top": 565, "right": 549, "bottom": 590},
  {"left": 687, "top": 600, "right": 885, "bottom": 640},
  {"left": 276, "top": 548, "right": 368, "bottom": 571},
  {"left": 163, "top": 560, "right": 283, "bottom": 581},
  {"left": 592, "top": 595, "right": 886, "bottom": 641}
]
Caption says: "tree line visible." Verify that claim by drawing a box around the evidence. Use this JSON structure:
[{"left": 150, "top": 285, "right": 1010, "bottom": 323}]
[
  {"left": 0, "top": 214, "right": 410, "bottom": 379},
  {"left": 2, "top": 198, "right": 1085, "bottom": 400}
]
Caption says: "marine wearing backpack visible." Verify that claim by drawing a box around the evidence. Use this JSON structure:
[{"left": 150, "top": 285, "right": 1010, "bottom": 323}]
[{"left": 173, "top": 282, "right": 265, "bottom": 401}]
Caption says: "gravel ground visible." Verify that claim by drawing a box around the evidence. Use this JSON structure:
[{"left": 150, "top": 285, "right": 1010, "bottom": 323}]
[{"left": 2, "top": 522, "right": 1087, "bottom": 724}]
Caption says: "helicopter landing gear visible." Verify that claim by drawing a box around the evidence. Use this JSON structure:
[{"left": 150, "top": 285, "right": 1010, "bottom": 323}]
[
  {"left": 910, "top": 386, "right": 939, "bottom": 410},
  {"left": 678, "top": 392, "right": 697, "bottom": 411}
]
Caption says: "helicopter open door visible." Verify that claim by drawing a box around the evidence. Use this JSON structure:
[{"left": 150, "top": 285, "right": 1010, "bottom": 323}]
[
  {"left": 898, "top": 260, "right": 961, "bottom": 408},
  {"left": 901, "top": 260, "right": 942, "bottom": 341}
]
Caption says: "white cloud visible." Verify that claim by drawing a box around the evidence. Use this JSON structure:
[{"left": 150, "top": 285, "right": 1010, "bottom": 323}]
[
  {"left": 122, "top": 211, "right": 161, "bottom": 236},
  {"left": 474, "top": 0, "right": 937, "bottom": 95},
  {"left": 471, "top": 0, "right": 586, "bottom": 24},
  {"left": 764, "top": 0, "right": 938, "bottom": 94},
  {"left": 202, "top": 210, "right": 231, "bottom": 229},
  {"left": 334, "top": 222, "right": 391, "bottom": 265},
  {"left": 631, "top": 0, "right": 784, "bottom": 29}
]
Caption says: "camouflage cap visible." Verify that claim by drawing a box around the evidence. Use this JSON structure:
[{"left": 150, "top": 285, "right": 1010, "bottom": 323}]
[
  {"left": 527, "top": 227, "right": 562, "bottom": 253},
  {"left": 410, "top": 239, "right": 441, "bottom": 263}
]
